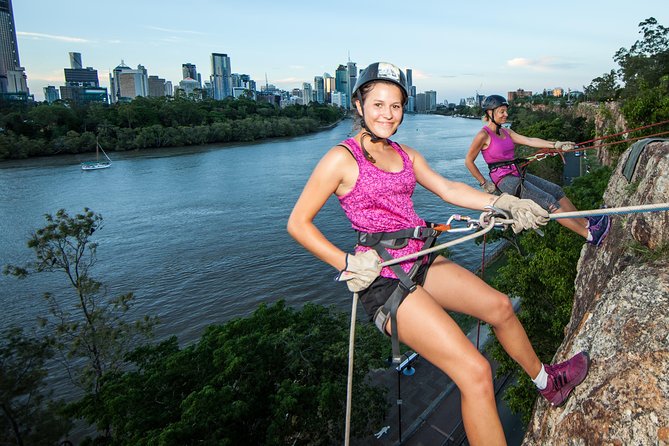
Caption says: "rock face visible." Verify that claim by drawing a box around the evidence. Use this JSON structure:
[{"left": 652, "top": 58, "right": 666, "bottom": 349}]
[{"left": 522, "top": 141, "right": 669, "bottom": 446}]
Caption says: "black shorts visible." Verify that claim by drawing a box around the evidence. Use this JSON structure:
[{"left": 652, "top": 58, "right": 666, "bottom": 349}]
[{"left": 358, "top": 253, "right": 437, "bottom": 321}]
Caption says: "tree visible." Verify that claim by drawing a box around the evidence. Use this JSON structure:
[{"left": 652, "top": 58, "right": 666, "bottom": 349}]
[
  {"left": 3, "top": 209, "right": 157, "bottom": 437},
  {"left": 83, "top": 301, "right": 389, "bottom": 446},
  {"left": 584, "top": 70, "right": 621, "bottom": 102},
  {"left": 614, "top": 17, "right": 669, "bottom": 97},
  {"left": 615, "top": 18, "right": 669, "bottom": 127},
  {"left": 0, "top": 327, "right": 71, "bottom": 445}
]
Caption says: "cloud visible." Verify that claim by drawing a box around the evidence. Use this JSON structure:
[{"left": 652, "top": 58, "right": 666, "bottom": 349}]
[
  {"left": 507, "top": 57, "right": 580, "bottom": 71},
  {"left": 146, "top": 26, "right": 206, "bottom": 35},
  {"left": 17, "top": 32, "right": 90, "bottom": 43}
]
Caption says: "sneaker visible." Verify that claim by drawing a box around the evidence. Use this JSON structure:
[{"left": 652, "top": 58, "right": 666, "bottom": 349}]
[
  {"left": 539, "top": 351, "right": 590, "bottom": 407},
  {"left": 587, "top": 214, "right": 611, "bottom": 246}
]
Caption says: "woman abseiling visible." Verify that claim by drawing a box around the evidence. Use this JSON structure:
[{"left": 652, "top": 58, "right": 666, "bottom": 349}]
[
  {"left": 287, "top": 63, "right": 589, "bottom": 446},
  {"left": 465, "top": 94, "right": 611, "bottom": 246}
]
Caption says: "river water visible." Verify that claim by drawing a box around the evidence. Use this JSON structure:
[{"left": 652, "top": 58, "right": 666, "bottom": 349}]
[{"left": 1, "top": 114, "right": 490, "bottom": 344}]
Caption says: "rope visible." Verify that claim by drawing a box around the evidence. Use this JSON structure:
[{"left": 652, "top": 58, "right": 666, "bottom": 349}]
[
  {"left": 519, "top": 123, "right": 669, "bottom": 168},
  {"left": 576, "top": 118, "right": 669, "bottom": 147},
  {"left": 342, "top": 202, "right": 668, "bottom": 443},
  {"left": 546, "top": 202, "right": 669, "bottom": 220},
  {"left": 344, "top": 292, "right": 359, "bottom": 446},
  {"left": 476, "top": 233, "right": 487, "bottom": 351}
]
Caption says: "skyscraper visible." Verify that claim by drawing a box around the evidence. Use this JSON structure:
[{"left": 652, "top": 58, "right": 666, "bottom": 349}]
[
  {"left": 0, "top": 0, "right": 28, "bottom": 94},
  {"left": 314, "top": 76, "right": 324, "bottom": 104},
  {"left": 323, "top": 72, "right": 334, "bottom": 104},
  {"left": 182, "top": 63, "right": 198, "bottom": 81},
  {"left": 405, "top": 68, "right": 414, "bottom": 112},
  {"left": 211, "top": 53, "right": 231, "bottom": 100},
  {"left": 109, "top": 61, "right": 148, "bottom": 102},
  {"left": 60, "top": 52, "right": 107, "bottom": 104},
  {"left": 334, "top": 64, "right": 348, "bottom": 106},
  {"left": 347, "top": 61, "right": 357, "bottom": 110}
]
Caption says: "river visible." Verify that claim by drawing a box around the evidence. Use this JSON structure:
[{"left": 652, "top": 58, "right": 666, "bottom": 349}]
[{"left": 0, "top": 114, "right": 491, "bottom": 345}]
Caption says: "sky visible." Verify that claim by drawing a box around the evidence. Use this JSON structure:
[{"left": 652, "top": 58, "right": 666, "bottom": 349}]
[{"left": 14, "top": 0, "right": 669, "bottom": 102}]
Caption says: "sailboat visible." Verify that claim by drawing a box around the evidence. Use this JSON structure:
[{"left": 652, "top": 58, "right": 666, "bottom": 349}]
[{"left": 81, "top": 140, "right": 112, "bottom": 171}]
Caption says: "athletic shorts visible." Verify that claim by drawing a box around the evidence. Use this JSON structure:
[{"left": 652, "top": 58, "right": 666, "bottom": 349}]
[
  {"left": 497, "top": 173, "right": 565, "bottom": 211},
  {"left": 358, "top": 253, "right": 437, "bottom": 322}
]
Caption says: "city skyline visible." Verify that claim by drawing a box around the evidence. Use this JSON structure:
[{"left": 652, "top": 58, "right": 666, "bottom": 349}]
[{"left": 13, "top": 0, "right": 669, "bottom": 102}]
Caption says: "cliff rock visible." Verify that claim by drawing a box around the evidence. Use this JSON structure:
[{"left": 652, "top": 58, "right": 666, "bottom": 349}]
[{"left": 522, "top": 140, "right": 669, "bottom": 445}]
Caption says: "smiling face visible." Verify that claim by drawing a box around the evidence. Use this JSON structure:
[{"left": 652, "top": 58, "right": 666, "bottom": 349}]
[
  {"left": 489, "top": 105, "right": 509, "bottom": 123},
  {"left": 355, "top": 81, "right": 405, "bottom": 139}
]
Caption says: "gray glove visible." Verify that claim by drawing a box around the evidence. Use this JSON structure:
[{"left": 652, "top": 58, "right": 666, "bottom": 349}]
[
  {"left": 335, "top": 250, "right": 382, "bottom": 292},
  {"left": 493, "top": 193, "right": 550, "bottom": 234},
  {"left": 481, "top": 180, "right": 497, "bottom": 194},
  {"left": 554, "top": 141, "right": 575, "bottom": 151}
]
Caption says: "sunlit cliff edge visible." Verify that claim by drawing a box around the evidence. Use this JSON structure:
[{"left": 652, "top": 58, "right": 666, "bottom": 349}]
[{"left": 523, "top": 140, "right": 669, "bottom": 445}]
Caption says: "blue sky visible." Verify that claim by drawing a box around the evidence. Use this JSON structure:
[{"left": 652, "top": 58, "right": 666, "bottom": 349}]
[{"left": 15, "top": 0, "right": 668, "bottom": 102}]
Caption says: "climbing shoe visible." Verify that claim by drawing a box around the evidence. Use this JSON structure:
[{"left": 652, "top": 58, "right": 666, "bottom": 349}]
[
  {"left": 587, "top": 214, "right": 611, "bottom": 246},
  {"left": 539, "top": 351, "right": 590, "bottom": 407}
]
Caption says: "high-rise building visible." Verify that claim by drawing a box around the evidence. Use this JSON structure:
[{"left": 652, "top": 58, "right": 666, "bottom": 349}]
[
  {"left": 64, "top": 52, "right": 99, "bottom": 87},
  {"left": 425, "top": 90, "right": 437, "bottom": 111},
  {"left": 43, "top": 85, "right": 59, "bottom": 103},
  {"left": 323, "top": 72, "right": 334, "bottom": 104},
  {"left": 335, "top": 64, "right": 347, "bottom": 95},
  {"left": 109, "top": 61, "right": 148, "bottom": 102},
  {"left": 405, "top": 68, "right": 414, "bottom": 112},
  {"left": 182, "top": 63, "right": 197, "bottom": 81},
  {"left": 314, "top": 76, "right": 324, "bottom": 104},
  {"left": 347, "top": 61, "right": 357, "bottom": 110},
  {"left": 302, "top": 82, "right": 312, "bottom": 105},
  {"left": 331, "top": 91, "right": 347, "bottom": 108},
  {"left": 211, "top": 53, "right": 232, "bottom": 100},
  {"left": 60, "top": 52, "right": 107, "bottom": 104},
  {"left": 0, "top": 0, "right": 28, "bottom": 95},
  {"left": 148, "top": 75, "right": 166, "bottom": 97},
  {"left": 415, "top": 93, "right": 426, "bottom": 113},
  {"left": 69, "top": 52, "right": 82, "bottom": 69}
]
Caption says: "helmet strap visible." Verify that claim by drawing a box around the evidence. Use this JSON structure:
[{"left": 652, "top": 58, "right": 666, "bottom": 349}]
[{"left": 486, "top": 109, "right": 502, "bottom": 135}]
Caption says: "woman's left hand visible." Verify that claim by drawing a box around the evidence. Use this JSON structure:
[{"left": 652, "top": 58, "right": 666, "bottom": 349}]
[{"left": 554, "top": 141, "right": 575, "bottom": 151}]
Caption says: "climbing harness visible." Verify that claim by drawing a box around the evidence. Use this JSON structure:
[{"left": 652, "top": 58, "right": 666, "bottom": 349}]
[
  {"left": 356, "top": 222, "right": 447, "bottom": 364},
  {"left": 486, "top": 158, "right": 530, "bottom": 197},
  {"left": 343, "top": 202, "right": 669, "bottom": 445}
]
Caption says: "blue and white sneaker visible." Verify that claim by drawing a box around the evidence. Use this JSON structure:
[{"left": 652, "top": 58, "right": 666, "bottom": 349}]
[{"left": 587, "top": 215, "right": 611, "bottom": 246}]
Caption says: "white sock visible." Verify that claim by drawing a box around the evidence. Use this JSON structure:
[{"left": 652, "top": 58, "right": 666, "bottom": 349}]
[
  {"left": 532, "top": 364, "right": 548, "bottom": 390},
  {"left": 586, "top": 231, "right": 593, "bottom": 242}
]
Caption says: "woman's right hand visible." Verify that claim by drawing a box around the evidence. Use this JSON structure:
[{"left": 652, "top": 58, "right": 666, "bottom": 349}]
[
  {"left": 481, "top": 180, "right": 497, "bottom": 194},
  {"left": 335, "top": 250, "right": 382, "bottom": 292}
]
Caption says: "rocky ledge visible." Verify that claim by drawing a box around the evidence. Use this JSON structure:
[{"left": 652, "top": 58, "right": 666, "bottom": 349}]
[{"left": 523, "top": 140, "right": 669, "bottom": 446}]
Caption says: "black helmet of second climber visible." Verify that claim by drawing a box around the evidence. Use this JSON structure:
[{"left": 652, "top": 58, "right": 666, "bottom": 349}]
[
  {"left": 351, "top": 62, "right": 409, "bottom": 105},
  {"left": 481, "top": 95, "right": 509, "bottom": 111}
]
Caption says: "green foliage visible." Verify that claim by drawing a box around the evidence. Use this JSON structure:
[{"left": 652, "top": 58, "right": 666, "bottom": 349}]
[
  {"left": 0, "top": 327, "right": 71, "bottom": 445},
  {"left": 3, "top": 208, "right": 157, "bottom": 439},
  {"left": 584, "top": 70, "right": 621, "bottom": 101},
  {"left": 78, "top": 301, "right": 388, "bottom": 446},
  {"left": 0, "top": 97, "right": 345, "bottom": 160},
  {"left": 486, "top": 167, "right": 611, "bottom": 422},
  {"left": 586, "top": 17, "right": 669, "bottom": 135}
]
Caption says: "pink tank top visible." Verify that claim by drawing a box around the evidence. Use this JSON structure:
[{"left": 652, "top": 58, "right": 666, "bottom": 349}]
[
  {"left": 337, "top": 138, "right": 426, "bottom": 278},
  {"left": 480, "top": 126, "right": 519, "bottom": 184}
]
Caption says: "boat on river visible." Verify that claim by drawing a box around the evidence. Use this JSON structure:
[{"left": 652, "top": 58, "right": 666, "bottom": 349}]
[{"left": 81, "top": 140, "right": 112, "bottom": 170}]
